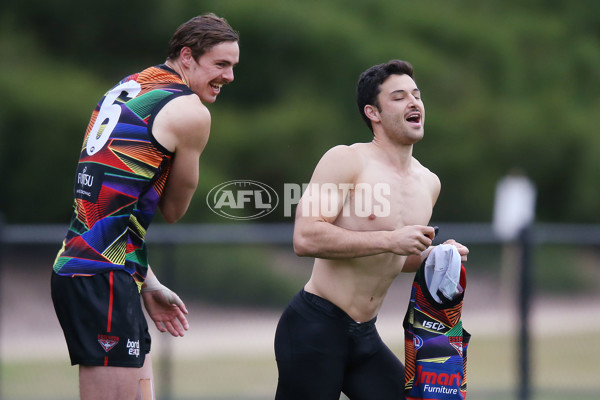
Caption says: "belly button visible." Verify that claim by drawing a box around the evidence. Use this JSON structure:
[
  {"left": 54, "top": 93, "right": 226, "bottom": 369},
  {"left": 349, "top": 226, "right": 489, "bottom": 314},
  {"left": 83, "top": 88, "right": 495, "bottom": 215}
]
[{"left": 370, "top": 297, "right": 374, "bottom": 302}]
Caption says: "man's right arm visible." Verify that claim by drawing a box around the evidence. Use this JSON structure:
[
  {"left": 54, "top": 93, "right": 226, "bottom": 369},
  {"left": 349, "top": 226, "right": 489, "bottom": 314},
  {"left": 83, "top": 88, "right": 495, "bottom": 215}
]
[
  {"left": 153, "top": 95, "right": 211, "bottom": 223},
  {"left": 292, "top": 145, "right": 433, "bottom": 259}
]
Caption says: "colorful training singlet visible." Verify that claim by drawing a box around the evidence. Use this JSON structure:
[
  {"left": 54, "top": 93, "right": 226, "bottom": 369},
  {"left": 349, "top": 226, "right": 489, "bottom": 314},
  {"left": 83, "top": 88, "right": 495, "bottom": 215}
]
[
  {"left": 53, "top": 65, "right": 193, "bottom": 285},
  {"left": 403, "top": 261, "right": 470, "bottom": 400}
]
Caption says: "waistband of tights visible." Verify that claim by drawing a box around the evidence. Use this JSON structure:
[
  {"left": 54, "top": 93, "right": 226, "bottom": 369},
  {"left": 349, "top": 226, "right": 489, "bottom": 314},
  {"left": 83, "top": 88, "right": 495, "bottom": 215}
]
[{"left": 296, "top": 289, "right": 377, "bottom": 328}]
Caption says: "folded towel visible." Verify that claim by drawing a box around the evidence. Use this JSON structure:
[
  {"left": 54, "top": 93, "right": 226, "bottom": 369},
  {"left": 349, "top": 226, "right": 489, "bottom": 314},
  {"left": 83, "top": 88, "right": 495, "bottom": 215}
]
[{"left": 424, "top": 244, "right": 464, "bottom": 303}]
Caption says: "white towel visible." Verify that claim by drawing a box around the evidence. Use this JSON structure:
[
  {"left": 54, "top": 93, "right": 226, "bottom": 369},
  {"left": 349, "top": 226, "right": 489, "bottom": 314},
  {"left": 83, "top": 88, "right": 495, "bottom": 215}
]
[{"left": 424, "top": 244, "right": 464, "bottom": 303}]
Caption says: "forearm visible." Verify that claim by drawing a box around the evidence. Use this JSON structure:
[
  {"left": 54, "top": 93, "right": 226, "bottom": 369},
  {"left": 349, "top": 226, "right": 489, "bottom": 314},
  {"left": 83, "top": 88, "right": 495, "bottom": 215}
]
[
  {"left": 159, "top": 183, "right": 196, "bottom": 223},
  {"left": 159, "top": 153, "right": 199, "bottom": 223},
  {"left": 293, "top": 221, "right": 393, "bottom": 259},
  {"left": 402, "top": 246, "right": 434, "bottom": 272}
]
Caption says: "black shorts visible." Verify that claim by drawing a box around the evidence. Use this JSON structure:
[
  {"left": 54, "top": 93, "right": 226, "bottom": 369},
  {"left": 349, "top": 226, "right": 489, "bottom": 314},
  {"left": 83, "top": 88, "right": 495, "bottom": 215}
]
[
  {"left": 51, "top": 270, "right": 151, "bottom": 367},
  {"left": 274, "top": 290, "right": 405, "bottom": 400}
]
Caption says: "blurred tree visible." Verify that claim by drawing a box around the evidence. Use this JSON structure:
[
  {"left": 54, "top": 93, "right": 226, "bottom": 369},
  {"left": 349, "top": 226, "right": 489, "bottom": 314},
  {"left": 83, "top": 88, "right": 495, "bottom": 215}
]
[{"left": 1, "top": 0, "right": 599, "bottom": 224}]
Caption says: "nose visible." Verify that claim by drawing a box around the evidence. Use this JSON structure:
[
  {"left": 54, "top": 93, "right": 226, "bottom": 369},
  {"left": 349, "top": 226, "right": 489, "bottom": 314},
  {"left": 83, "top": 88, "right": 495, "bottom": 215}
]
[
  {"left": 223, "top": 67, "right": 234, "bottom": 83},
  {"left": 407, "top": 95, "right": 421, "bottom": 109}
]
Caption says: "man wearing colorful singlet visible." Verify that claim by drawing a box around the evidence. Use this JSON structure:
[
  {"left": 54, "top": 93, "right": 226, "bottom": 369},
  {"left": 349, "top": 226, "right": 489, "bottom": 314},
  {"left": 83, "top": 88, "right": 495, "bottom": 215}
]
[{"left": 51, "top": 14, "right": 239, "bottom": 400}]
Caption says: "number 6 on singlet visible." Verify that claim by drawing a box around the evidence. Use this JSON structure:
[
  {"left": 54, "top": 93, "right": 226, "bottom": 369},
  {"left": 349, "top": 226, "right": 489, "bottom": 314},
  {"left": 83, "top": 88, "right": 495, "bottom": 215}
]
[{"left": 86, "top": 80, "right": 141, "bottom": 156}]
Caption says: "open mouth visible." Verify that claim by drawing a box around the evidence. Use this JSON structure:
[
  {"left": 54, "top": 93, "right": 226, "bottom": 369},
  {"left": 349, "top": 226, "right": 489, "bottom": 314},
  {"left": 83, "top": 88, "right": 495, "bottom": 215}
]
[
  {"left": 210, "top": 82, "right": 224, "bottom": 93},
  {"left": 405, "top": 111, "right": 421, "bottom": 126}
]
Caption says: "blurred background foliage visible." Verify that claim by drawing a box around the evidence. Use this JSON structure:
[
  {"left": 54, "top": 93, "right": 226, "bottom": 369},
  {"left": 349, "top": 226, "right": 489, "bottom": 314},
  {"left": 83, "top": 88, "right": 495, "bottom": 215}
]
[
  {"left": 1, "top": 0, "right": 600, "bottom": 306},
  {"left": 1, "top": 7, "right": 599, "bottom": 399},
  {"left": 1, "top": 0, "right": 600, "bottom": 225}
]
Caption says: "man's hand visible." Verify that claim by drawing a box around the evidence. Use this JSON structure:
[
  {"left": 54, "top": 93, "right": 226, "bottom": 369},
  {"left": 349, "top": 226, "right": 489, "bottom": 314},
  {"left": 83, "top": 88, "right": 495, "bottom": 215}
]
[
  {"left": 142, "top": 285, "right": 189, "bottom": 337},
  {"left": 391, "top": 225, "right": 436, "bottom": 256},
  {"left": 443, "top": 239, "right": 469, "bottom": 263}
]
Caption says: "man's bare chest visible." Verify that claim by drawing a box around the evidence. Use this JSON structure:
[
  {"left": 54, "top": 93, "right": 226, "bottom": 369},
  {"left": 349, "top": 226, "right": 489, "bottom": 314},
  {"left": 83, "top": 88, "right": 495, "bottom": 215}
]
[{"left": 338, "top": 168, "right": 434, "bottom": 230}]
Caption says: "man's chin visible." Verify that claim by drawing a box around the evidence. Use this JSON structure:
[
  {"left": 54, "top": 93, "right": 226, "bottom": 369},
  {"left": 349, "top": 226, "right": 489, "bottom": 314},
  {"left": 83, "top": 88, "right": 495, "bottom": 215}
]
[{"left": 199, "top": 94, "right": 217, "bottom": 104}]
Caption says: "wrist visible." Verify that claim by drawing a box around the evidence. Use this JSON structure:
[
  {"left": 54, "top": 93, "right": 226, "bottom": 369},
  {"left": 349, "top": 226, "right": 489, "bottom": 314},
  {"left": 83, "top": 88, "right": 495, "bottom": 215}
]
[
  {"left": 141, "top": 273, "right": 162, "bottom": 293},
  {"left": 421, "top": 245, "right": 434, "bottom": 262},
  {"left": 383, "top": 230, "right": 396, "bottom": 253}
]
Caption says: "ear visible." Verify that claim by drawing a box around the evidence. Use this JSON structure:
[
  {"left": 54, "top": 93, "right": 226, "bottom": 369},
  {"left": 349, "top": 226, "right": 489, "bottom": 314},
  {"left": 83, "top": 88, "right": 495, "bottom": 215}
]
[
  {"left": 364, "top": 105, "right": 380, "bottom": 124},
  {"left": 179, "top": 47, "right": 194, "bottom": 67}
]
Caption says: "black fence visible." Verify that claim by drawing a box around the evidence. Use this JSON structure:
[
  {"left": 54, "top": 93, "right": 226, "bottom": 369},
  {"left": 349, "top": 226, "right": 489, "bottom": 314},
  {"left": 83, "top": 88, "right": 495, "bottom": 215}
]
[{"left": 1, "top": 221, "right": 600, "bottom": 399}]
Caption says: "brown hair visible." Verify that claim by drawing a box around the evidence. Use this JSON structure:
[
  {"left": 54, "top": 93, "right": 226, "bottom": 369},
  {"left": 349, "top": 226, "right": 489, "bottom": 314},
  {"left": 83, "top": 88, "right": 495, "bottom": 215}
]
[
  {"left": 356, "top": 60, "right": 414, "bottom": 132},
  {"left": 167, "top": 13, "right": 239, "bottom": 61}
]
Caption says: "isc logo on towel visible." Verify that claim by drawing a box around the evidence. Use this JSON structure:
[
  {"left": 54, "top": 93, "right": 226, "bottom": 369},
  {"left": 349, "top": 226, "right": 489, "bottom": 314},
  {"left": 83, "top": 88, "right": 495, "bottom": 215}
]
[
  {"left": 207, "top": 180, "right": 279, "bottom": 220},
  {"left": 422, "top": 320, "right": 446, "bottom": 331}
]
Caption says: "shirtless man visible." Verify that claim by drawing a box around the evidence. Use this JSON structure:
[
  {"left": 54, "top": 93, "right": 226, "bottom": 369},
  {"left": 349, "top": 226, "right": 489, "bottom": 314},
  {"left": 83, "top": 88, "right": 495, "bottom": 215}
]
[{"left": 274, "top": 60, "right": 468, "bottom": 400}]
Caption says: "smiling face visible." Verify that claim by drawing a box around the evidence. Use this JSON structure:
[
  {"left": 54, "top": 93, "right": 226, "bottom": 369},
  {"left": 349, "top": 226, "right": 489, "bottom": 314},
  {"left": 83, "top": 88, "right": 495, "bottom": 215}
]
[
  {"left": 186, "top": 41, "right": 240, "bottom": 103},
  {"left": 372, "top": 74, "right": 425, "bottom": 144}
]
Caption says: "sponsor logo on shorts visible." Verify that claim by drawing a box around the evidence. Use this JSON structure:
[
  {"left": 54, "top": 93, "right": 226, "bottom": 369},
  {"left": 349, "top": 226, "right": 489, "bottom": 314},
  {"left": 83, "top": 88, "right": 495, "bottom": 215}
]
[
  {"left": 98, "top": 334, "right": 119, "bottom": 352},
  {"left": 126, "top": 338, "right": 140, "bottom": 357}
]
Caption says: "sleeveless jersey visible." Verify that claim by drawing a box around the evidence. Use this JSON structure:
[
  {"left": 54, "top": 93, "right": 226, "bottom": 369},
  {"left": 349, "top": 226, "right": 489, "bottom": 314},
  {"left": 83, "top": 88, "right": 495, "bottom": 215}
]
[
  {"left": 403, "top": 261, "right": 470, "bottom": 400},
  {"left": 53, "top": 65, "right": 193, "bottom": 286}
]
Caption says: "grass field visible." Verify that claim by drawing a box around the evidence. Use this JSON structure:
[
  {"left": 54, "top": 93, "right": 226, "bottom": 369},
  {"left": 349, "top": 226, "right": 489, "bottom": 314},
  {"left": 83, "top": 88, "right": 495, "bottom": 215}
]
[
  {"left": 2, "top": 254, "right": 599, "bottom": 399},
  {"left": 2, "top": 331, "right": 598, "bottom": 399}
]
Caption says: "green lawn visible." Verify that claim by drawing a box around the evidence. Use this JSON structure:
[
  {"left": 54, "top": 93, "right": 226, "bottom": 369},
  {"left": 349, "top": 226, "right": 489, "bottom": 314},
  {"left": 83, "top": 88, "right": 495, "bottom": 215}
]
[{"left": 2, "top": 332, "right": 598, "bottom": 399}]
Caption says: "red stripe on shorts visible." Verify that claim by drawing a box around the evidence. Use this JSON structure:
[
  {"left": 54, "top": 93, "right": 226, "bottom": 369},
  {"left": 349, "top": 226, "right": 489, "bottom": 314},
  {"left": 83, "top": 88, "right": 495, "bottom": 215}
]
[{"left": 107, "top": 271, "right": 114, "bottom": 332}]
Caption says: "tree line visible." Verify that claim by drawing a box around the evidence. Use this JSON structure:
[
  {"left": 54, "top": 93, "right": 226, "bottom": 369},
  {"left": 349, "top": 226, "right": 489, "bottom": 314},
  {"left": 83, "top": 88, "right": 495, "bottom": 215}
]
[{"left": 1, "top": 0, "right": 599, "bottom": 224}]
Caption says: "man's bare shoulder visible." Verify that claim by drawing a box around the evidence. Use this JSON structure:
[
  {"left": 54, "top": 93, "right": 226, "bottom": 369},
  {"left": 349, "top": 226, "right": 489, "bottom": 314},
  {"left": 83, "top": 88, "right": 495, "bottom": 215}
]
[
  {"left": 153, "top": 94, "right": 211, "bottom": 151},
  {"left": 317, "top": 144, "right": 365, "bottom": 169},
  {"left": 166, "top": 94, "right": 210, "bottom": 123},
  {"left": 323, "top": 143, "right": 363, "bottom": 157},
  {"left": 310, "top": 144, "right": 366, "bottom": 184},
  {"left": 347, "top": 142, "right": 375, "bottom": 154},
  {"left": 412, "top": 157, "right": 441, "bottom": 193},
  {"left": 411, "top": 157, "right": 437, "bottom": 176}
]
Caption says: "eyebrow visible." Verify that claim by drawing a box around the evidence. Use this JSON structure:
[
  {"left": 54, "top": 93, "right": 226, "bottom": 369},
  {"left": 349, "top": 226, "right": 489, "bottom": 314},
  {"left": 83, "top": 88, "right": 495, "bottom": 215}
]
[
  {"left": 216, "top": 59, "right": 238, "bottom": 66},
  {"left": 389, "top": 88, "right": 420, "bottom": 96}
]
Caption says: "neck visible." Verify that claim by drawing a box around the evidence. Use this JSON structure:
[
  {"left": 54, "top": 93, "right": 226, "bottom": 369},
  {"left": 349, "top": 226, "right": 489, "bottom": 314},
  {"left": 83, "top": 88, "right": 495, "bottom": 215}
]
[
  {"left": 164, "top": 59, "right": 188, "bottom": 86},
  {"left": 371, "top": 135, "right": 414, "bottom": 170}
]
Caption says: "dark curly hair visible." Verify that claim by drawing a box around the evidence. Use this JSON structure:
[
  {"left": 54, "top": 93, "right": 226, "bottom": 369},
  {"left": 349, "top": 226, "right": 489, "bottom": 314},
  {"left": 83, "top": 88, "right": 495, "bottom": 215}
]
[{"left": 356, "top": 60, "right": 415, "bottom": 132}]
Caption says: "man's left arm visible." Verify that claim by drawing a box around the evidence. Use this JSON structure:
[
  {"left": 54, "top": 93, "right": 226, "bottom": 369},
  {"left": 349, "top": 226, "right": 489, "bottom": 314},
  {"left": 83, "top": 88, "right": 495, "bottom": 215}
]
[
  {"left": 154, "top": 95, "right": 211, "bottom": 223},
  {"left": 141, "top": 266, "right": 189, "bottom": 337}
]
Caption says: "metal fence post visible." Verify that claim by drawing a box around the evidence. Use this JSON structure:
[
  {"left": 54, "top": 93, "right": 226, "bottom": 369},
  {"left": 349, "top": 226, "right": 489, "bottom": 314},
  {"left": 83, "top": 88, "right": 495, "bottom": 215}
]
[
  {"left": 518, "top": 225, "right": 533, "bottom": 400},
  {"left": 158, "top": 242, "right": 176, "bottom": 400},
  {"left": 0, "top": 212, "right": 4, "bottom": 400}
]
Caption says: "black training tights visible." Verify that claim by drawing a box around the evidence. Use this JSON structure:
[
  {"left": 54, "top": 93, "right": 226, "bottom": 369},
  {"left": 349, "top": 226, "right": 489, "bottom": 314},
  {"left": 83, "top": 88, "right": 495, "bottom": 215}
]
[{"left": 274, "top": 290, "right": 405, "bottom": 400}]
